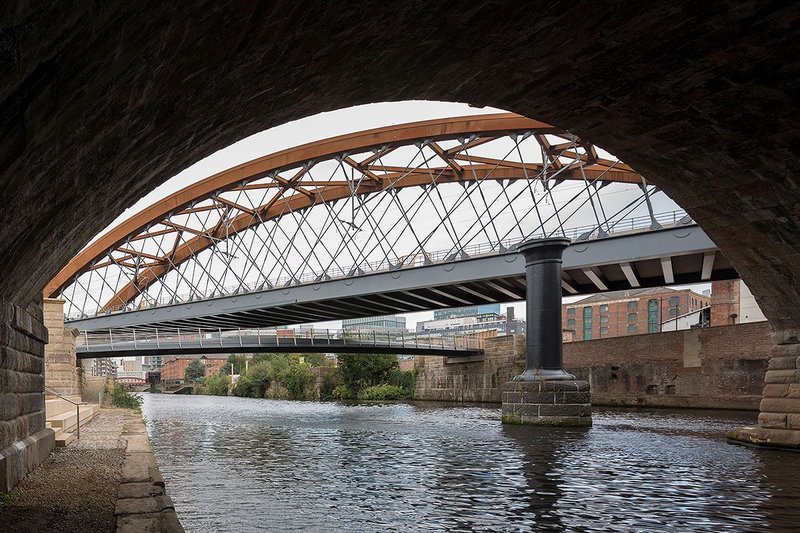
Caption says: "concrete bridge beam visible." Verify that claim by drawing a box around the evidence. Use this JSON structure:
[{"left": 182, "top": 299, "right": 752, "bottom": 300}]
[{"left": 501, "top": 238, "right": 591, "bottom": 426}]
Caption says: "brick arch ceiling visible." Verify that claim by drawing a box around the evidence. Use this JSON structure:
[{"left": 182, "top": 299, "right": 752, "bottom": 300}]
[{"left": 1, "top": 2, "right": 799, "bottom": 330}]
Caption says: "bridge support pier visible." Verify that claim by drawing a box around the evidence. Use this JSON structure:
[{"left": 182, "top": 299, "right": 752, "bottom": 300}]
[
  {"left": 501, "top": 238, "right": 592, "bottom": 426},
  {"left": 728, "top": 328, "right": 800, "bottom": 449},
  {"left": 0, "top": 299, "right": 55, "bottom": 491}
]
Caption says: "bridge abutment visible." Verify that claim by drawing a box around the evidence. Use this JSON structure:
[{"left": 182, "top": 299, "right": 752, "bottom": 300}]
[
  {"left": 729, "top": 329, "right": 800, "bottom": 449},
  {"left": 501, "top": 238, "right": 591, "bottom": 426},
  {"left": 0, "top": 300, "right": 55, "bottom": 491},
  {"left": 43, "top": 298, "right": 79, "bottom": 397}
]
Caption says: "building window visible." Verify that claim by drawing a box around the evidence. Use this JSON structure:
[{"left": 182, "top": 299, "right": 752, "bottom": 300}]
[
  {"left": 627, "top": 301, "right": 638, "bottom": 311},
  {"left": 600, "top": 326, "right": 609, "bottom": 335},
  {"left": 600, "top": 315, "right": 609, "bottom": 324},
  {"left": 567, "top": 318, "right": 576, "bottom": 328},
  {"left": 600, "top": 304, "right": 609, "bottom": 313},
  {"left": 668, "top": 296, "right": 680, "bottom": 306},
  {"left": 567, "top": 307, "right": 576, "bottom": 316},
  {"left": 647, "top": 299, "right": 659, "bottom": 333},
  {"left": 583, "top": 307, "right": 593, "bottom": 340},
  {"left": 627, "top": 312, "right": 637, "bottom": 322},
  {"left": 669, "top": 308, "right": 679, "bottom": 317},
  {"left": 628, "top": 324, "right": 638, "bottom": 333}
]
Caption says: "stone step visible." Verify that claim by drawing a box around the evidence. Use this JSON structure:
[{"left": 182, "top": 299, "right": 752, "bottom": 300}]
[
  {"left": 55, "top": 430, "right": 75, "bottom": 447},
  {"left": 46, "top": 397, "right": 83, "bottom": 418},
  {"left": 47, "top": 404, "right": 99, "bottom": 433}
]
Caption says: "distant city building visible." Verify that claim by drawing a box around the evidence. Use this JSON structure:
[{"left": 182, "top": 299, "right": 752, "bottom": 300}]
[
  {"left": 122, "top": 357, "right": 143, "bottom": 372},
  {"left": 88, "top": 357, "right": 116, "bottom": 377},
  {"left": 417, "top": 306, "right": 524, "bottom": 336},
  {"left": 433, "top": 304, "right": 501, "bottom": 320},
  {"left": 342, "top": 315, "right": 407, "bottom": 331},
  {"left": 563, "top": 287, "right": 711, "bottom": 341},
  {"left": 143, "top": 355, "right": 163, "bottom": 371},
  {"left": 710, "top": 279, "right": 767, "bottom": 326},
  {"left": 160, "top": 355, "right": 228, "bottom": 387}
]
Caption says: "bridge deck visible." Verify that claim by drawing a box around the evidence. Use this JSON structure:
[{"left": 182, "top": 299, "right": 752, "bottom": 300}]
[{"left": 68, "top": 225, "right": 735, "bottom": 337}]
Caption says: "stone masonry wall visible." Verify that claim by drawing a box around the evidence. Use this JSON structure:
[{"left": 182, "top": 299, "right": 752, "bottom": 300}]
[
  {"left": 414, "top": 335, "right": 525, "bottom": 403},
  {"left": 415, "top": 323, "right": 772, "bottom": 410},
  {"left": 43, "top": 298, "right": 78, "bottom": 396},
  {"left": 0, "top": 299, "right": 55, "bottom": 491}
]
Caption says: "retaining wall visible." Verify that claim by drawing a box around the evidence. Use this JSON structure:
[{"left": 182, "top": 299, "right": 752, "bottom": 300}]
[{"left": 414, "top": 322, "right": 772, "bottom": 410}]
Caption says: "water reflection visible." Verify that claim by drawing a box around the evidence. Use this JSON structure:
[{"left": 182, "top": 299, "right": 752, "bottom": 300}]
[{"left": 142, "top": 396, "right": 800, "bottom": 532}]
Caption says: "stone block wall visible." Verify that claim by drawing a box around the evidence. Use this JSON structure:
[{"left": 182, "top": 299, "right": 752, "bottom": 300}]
[
  {"left": 0, "top": 299, "right": 55, "bottom": 491},
  {"left": 414, "top": 335, "right": 525, "bottom": 402},
  {"left": 43, "top": 298, "right": 79, "bottom": 396},
  {"left": 749, "top": 329, "right": 800, "bottom": 446},
  {"left": 415, "top": 323, "right": 772, "bottom": 410}
]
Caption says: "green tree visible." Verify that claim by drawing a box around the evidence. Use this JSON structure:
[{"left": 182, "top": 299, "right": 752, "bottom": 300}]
[
  {"left": 337, "top": 353, "right": 398, "bottom": 394},
  {"left": 222, "top": 354, "right": 249, "bottom": 375},
  {"left": 232, "top": 360, "right": 272, "bottom": 398},
  {"left": 184, "top": 359, "right": 206, "bottom": 383},
  {"left": 283, "top": 364, "right": 316, "bottom": 400},
  {"left": 202, "top": 373, "right": 231, "bottom": 396}
]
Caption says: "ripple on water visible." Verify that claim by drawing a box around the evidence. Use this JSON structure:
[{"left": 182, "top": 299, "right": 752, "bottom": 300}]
[{"left": 141, "top": 395, "right": 800, "bottom": 533}]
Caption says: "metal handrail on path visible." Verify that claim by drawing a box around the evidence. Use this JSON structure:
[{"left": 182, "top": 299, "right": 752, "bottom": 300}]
[{"left": 45, "top": 387, "right": 87, "bottom": 440}]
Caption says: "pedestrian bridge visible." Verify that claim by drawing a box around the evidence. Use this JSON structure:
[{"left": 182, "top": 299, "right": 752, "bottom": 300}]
[
  {"left": 77, "top": 327, "right": 484, "bottom": 359},
  {"left": 50, "top": 114, "right": 737, "bottom": 358}
]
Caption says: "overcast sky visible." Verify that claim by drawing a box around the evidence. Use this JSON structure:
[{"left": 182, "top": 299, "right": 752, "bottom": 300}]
[{"left": 93, "top": 100, "right": 709, "bottom": 329}]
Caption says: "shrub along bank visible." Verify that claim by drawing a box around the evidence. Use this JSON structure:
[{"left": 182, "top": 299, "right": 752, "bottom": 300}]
[
  {"left": 191, "top": 352, "right": 416, "bottom": 402},
  {"left": 321, "top": 353, "right": 415, "bottom": 401}
]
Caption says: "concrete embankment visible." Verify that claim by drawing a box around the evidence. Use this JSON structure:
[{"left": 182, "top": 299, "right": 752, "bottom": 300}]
[
  {"left": 116, "top": 410, "right": 183, "bottom": 532},
  {"left": 415, "top": 322, "right": 772, "bottom": 410},
  {"left": 0, "top": 408, "right": 183, "bottom": 533}
]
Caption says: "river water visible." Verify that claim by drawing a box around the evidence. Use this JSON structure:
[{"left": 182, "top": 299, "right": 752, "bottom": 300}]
[{"left": 141, "top": 394, "right": 800, "bottom": 532}]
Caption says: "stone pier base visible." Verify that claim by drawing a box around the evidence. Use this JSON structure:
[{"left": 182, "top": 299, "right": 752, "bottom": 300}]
[
  {"left": 501, "top": 380, "right": 592, "bottom": 426},
  {"left": 728, "top": 329, "right": 800, "bottom": 450}
]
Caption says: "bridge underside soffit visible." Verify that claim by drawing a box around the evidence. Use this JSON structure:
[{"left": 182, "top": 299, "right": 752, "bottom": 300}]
[{"left": 53, "top": 114, "right": 696, "bottom": 322}]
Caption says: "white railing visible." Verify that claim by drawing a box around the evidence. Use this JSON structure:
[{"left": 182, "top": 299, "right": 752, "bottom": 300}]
[
  {"left": 66, "top": 209, "right": 690, "bottom": 320},
  {"left": 76, "top": 327, "right": 487, "bottom": 353}
]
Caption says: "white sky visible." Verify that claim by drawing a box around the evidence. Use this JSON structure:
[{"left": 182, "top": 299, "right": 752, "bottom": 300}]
[{"left": 93, "top": 100, "right": 709, "bottom": 329}]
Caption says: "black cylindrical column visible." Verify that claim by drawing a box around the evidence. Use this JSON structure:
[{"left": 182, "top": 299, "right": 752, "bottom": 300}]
[{"left": 516, "top": 237, "right": 574, "bottom": 381}]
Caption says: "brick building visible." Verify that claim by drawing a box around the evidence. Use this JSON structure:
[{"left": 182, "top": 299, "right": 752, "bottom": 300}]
[
  {"left": 160, "top": 355, "right": 228, "bottom": 387},
  {"left": 563, "top": 287, "right": 710, "bottom": 341},
  {"left": 710, "top": 279, "right": 766, "bottom": 326}
]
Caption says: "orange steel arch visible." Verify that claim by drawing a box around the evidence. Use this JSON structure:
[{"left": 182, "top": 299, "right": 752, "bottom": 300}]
[{"left": 46, "top": 113, "right": 641, "bottom": 307}]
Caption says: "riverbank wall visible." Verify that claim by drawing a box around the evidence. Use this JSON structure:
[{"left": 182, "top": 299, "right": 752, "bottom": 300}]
[
  {"left": 116, "top": 409, "right": 184, "bottom": 532},
  {"left": 414, "top": 322, "right": 772, "bottom": 410}
]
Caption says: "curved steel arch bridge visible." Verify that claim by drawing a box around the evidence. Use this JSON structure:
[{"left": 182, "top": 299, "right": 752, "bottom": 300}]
[{"left": 49, "top": 113, "right": 738, "bottom": 351}]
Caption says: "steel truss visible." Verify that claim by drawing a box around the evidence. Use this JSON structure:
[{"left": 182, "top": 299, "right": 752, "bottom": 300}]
[{"left": 48, "top": 113, "right": 678, "bottom": 319}]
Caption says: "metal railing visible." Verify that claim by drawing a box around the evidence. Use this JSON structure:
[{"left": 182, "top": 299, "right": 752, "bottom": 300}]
[
  {"left": 77, "top": 326, "right": 487, "bottom": 353},
  {"left": 45, "top": 387, "right": 87, "bottom": 440},
  {"left": 66, "top": 209, "right": 690, "bottom": 321}
]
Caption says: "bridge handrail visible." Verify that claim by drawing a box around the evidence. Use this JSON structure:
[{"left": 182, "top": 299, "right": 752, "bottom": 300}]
[
  {"left": 66, "top": 209, "right": 690, "bottom": 321},
  {"left": 45, "top": 387, "right": 87, "bottom": 440},
  {"left": 76, "top": 326, "right": 488, "bottom": 352}
]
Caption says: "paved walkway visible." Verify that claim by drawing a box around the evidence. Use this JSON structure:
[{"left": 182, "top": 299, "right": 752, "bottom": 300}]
[
  {"left": 0, "top": 408, "right": 183, "bottom": 533},
  {"left": 0, "top": 409, "right": 127, "bottom": 532}
]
